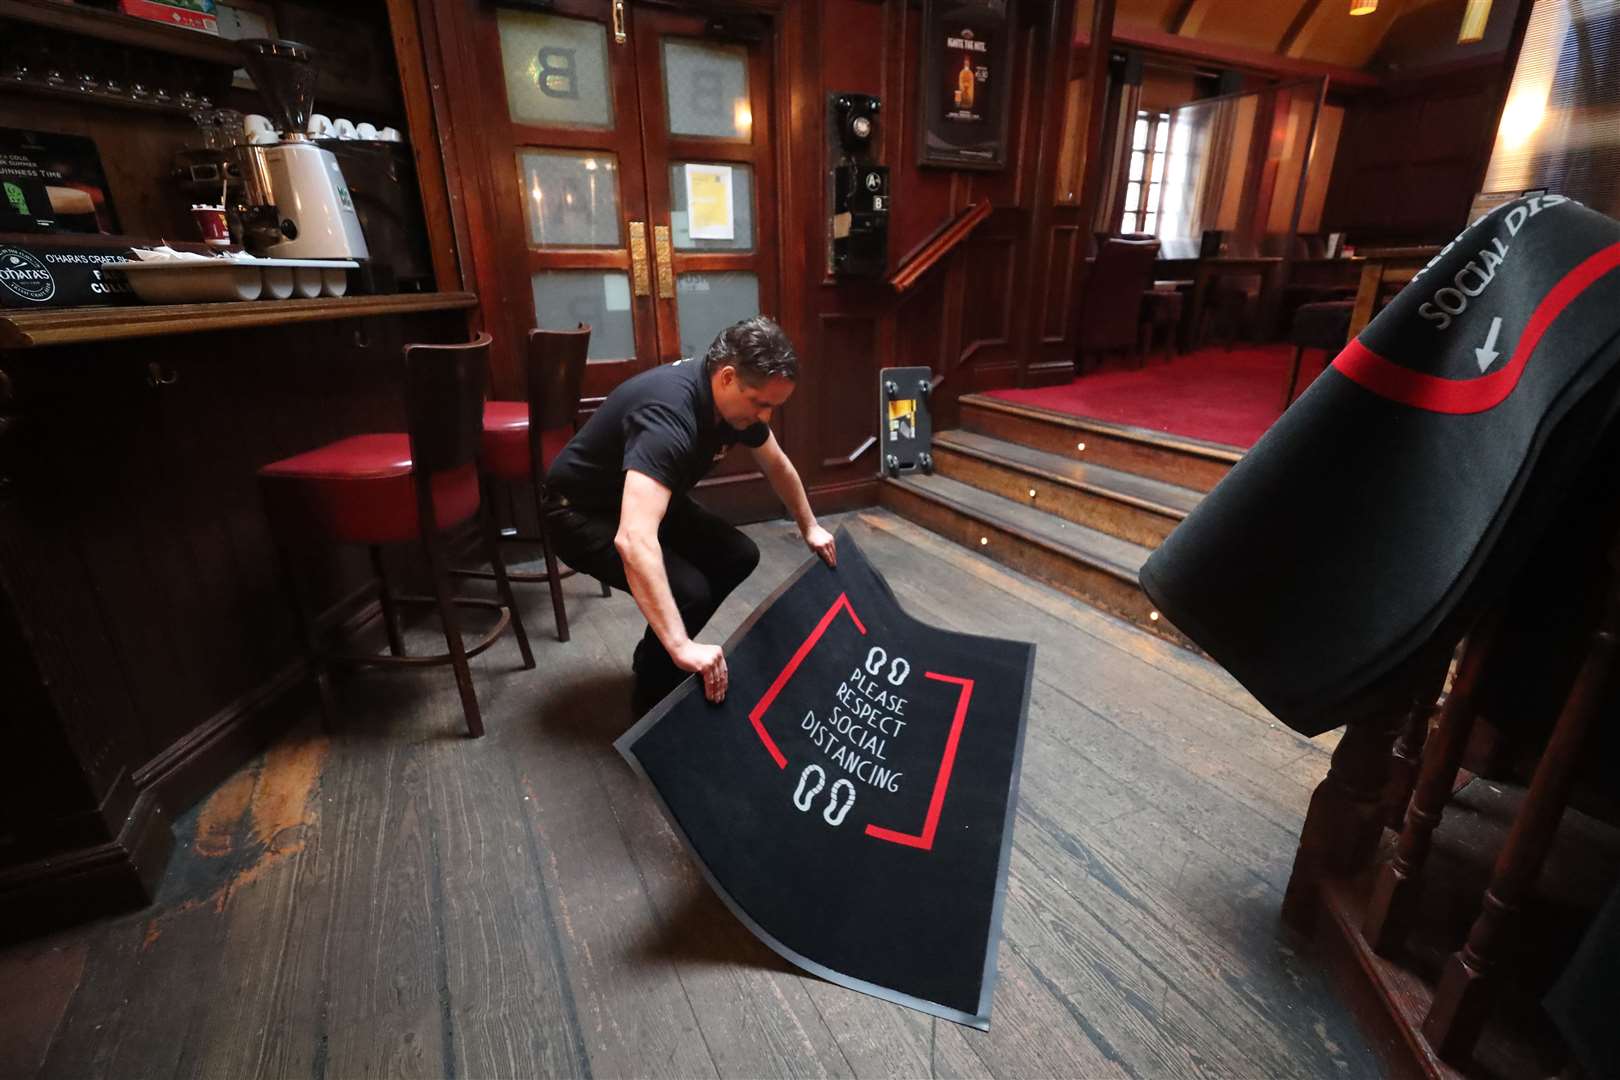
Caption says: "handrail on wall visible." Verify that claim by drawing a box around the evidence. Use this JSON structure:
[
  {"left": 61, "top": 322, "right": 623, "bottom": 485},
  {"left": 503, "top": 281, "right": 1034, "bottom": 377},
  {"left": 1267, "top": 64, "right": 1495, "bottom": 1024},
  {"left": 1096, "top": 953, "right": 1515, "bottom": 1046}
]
[{"left": 887, "top": 199, "right": 993, "bottom": 294}]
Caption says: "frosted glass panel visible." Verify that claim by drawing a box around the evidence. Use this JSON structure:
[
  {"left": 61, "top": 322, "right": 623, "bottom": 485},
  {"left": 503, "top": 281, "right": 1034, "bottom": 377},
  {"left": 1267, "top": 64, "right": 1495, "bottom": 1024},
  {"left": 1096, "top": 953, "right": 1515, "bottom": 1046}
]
[
  {"left": 498, "top": 10, "right": 613, "bottom": 129},
  {"left": 532, "top": 272, "right": 635, "bottom": 360},
  {"left": 517, "top": 151, "right": 621, "bottom": 248},
  {"left": 669, "top": 162, "right": 754, "bottom": 250},
  {"left": 662, "top": 39, "right": 750, "bottom": 139},
  {"left": 675, "top": 272, "right": 759, "bottom": 362}
]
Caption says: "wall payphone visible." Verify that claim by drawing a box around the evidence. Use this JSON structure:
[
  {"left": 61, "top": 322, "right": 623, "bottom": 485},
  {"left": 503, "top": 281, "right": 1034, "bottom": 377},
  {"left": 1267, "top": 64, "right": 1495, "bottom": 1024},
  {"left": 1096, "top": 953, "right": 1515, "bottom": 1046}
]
[{"left": 830, "top": 93, "right": 888, "bottom": 278}]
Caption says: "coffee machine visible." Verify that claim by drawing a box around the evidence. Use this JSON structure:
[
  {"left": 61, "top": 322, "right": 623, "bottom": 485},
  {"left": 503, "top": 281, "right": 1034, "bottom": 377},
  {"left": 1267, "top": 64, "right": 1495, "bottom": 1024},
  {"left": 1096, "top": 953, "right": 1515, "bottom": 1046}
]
[{"left": 234, "top": 39, "right": 369, "bottom": 262}]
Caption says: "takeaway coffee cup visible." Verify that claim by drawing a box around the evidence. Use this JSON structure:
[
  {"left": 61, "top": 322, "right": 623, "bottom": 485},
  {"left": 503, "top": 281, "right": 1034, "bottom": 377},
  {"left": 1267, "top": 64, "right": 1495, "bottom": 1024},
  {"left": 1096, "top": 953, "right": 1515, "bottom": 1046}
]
[{"left": 191, "top": 204, "right": 230, "bottom": 247}]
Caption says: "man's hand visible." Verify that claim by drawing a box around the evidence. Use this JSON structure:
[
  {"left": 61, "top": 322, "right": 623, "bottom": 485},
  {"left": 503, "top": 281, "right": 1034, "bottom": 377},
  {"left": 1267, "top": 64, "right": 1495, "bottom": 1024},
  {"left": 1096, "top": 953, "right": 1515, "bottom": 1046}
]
[
  {"left": 673, "top": 640, "right": 728, "bottom": 702},
  {"left": 803, "top": 522, "right": 837, "bottom": 568}
]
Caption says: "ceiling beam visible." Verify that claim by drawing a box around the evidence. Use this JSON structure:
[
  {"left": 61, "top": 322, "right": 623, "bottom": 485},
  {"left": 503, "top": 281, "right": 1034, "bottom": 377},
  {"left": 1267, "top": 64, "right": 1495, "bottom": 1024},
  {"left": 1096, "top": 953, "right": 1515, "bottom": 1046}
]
[
  {"left": 1086, "top": 24, "right": 1381, "bottom": 87},
  {"left": 1166, "top": 0, "right": 1199, "bottom": 34},
  {"left": 1278, "top": 0, "right": 1327, "bottom": 57}
]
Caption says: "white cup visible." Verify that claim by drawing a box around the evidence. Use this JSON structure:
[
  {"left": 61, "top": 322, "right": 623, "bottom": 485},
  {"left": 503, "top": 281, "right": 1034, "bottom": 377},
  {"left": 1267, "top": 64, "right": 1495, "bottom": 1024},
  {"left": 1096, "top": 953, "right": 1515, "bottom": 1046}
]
[
  {"left": 355, "top": 122, "right": 378, "bottom": 140},
  {"left": 307, "top": 113, "right": 334, "bottom": 139},
  {"left": 379, "top": 127, "right": 401, "bottom": 142},
  {"left": 332, "top": 117, "right": 357, "bottom": 140},
  {"left": 243, "top": 113, "right": 277, "bottom": 144}
]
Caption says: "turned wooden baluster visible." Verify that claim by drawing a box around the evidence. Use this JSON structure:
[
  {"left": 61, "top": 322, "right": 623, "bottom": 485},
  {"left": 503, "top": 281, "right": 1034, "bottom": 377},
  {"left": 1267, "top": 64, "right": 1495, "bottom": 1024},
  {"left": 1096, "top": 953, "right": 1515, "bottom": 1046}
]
[
  {"left": 1363, "top": 620, "right": 1501, "bottom": 955},
  {"left": 1281, "top": 636, "right": 1460, "bottom": 934},
  {"left": 1382, "top": 645, "right": 1460, "bottom": 830},
  {"left": 1421, "top": 539, "right": 1620, "bottom": 1066},
  {"left": 1383, "top": 701, "right": 1435, "bottom": 830},
  {"left": 1282, "top": 714, "right": 1404, "bottom": 934}
]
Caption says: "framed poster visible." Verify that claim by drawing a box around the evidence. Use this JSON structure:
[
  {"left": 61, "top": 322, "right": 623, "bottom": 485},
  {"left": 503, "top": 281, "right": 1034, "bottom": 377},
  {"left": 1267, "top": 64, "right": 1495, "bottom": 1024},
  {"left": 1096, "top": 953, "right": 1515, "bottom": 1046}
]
[
  {"left": 0, "top": 129, "right": 121, "bottom": 236},
  {"left": 917, "top": 0, "right": 1015, "bottom": 171}
]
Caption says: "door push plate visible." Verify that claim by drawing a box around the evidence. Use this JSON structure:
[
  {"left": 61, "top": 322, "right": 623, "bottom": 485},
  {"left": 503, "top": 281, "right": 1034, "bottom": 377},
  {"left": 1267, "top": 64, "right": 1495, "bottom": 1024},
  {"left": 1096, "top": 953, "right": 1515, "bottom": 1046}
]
[
  {"left": 629, "top": 221, "right": 651, "bottom": 297},
  {"left": 654, "top": 224, "right": 675, "bottom": 298}
]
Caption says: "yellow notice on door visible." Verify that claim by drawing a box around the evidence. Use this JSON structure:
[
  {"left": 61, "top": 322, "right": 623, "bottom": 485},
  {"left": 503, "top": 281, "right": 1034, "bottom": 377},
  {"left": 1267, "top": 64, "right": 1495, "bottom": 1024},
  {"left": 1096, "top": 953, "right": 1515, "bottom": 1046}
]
[{"left": 685, "top": 164, "right": 735, "bottom": 241}]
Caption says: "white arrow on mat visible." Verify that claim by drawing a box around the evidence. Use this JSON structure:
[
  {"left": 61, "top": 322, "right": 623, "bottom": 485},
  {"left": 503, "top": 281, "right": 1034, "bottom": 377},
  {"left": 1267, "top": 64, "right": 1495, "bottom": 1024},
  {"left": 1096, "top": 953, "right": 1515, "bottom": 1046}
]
[{"left": 1475, "top": 316, "right": 1503, "bottom": 372}]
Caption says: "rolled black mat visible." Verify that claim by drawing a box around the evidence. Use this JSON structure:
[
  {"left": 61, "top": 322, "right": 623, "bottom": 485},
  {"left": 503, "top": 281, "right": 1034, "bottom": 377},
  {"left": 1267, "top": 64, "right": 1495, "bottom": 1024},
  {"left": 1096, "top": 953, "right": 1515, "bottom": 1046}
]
[{"left": 1141, "top": 195, "right": 1620, "bottom": 734}]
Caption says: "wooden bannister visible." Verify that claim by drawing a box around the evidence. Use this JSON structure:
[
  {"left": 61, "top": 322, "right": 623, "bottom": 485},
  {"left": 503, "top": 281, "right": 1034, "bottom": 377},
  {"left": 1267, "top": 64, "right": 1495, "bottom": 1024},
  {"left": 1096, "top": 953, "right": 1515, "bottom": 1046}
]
[{"left": 888, "top": 200, "right": 993, "bottom": 295}]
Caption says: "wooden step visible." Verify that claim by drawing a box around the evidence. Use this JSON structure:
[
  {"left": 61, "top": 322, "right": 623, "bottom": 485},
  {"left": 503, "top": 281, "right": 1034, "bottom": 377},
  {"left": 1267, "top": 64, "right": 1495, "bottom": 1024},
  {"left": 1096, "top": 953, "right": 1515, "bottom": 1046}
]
[
  {"left": 957, "top": 394, "right": 1242, "bottom": 492},
  {"left": 878, "top": 472, "right": 1186, "bottom": 644},
  {"left": 933, "top": 429, "right": 1201, "bottom": 548}
]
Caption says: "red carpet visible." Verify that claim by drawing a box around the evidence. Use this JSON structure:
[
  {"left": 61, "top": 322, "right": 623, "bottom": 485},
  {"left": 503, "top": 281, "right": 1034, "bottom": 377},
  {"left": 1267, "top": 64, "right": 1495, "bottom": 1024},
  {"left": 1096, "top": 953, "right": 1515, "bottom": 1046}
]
[{"left": 984, "top": 344, "right": 1326, "bottom": 449}]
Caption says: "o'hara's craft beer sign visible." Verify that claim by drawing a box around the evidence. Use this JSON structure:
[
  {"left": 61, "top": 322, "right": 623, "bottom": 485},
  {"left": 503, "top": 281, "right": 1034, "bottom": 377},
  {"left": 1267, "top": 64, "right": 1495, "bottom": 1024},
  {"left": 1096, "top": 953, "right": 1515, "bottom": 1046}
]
[{"left": 618, "top": 528, "right": 1035, "bottom": 1028}]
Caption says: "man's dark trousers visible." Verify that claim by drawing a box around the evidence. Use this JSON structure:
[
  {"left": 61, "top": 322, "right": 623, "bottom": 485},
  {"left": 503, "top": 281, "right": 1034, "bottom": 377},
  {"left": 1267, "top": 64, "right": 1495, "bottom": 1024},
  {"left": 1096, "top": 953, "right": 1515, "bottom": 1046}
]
[{"left": 546, "top": 496, "right": 761, "bottom": 696}]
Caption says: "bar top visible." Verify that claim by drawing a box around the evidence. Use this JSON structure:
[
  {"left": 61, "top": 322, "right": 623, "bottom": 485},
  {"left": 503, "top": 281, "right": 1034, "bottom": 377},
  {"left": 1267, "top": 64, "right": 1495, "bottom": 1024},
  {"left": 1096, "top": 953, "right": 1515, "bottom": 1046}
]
[{"left": 0, "top": 293, "right": 479, "bottom": 350}]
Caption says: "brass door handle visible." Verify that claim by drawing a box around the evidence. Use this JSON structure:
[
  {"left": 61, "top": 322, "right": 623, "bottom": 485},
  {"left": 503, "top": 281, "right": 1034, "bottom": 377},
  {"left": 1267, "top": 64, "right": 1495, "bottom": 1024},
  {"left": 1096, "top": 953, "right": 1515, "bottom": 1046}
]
[
  {"left": 653, "top": 224, "right": 675, "bottom": 298},
  {"left": 628, "top": 221, "right": 651, "bottom": 297}
]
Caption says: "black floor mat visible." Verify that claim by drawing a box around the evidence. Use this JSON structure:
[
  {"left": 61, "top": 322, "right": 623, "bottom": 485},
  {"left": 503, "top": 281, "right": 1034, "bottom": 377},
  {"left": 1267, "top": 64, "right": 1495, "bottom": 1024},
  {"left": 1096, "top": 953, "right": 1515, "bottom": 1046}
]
[{"left": 616, "top": 527, "right": 1036, "bottom": 1028}]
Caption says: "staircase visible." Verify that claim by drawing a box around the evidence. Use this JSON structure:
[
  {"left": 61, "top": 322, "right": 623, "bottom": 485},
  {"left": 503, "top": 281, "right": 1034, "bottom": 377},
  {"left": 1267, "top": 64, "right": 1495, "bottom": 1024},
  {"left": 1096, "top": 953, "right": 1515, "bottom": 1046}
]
[{"left": 879, "top": 394, "right": 1243, "bottom": 644}]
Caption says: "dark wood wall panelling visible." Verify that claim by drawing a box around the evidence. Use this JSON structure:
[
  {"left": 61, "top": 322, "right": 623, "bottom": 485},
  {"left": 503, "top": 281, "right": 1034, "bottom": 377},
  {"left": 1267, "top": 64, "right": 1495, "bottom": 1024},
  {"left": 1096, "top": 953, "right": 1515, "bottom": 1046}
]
[
  {"left": 1320, "top": 61, "right": 1507, "bottom": 244},
  {"left": 799, "top": 0, "right": 1082, "bottom": 466}
]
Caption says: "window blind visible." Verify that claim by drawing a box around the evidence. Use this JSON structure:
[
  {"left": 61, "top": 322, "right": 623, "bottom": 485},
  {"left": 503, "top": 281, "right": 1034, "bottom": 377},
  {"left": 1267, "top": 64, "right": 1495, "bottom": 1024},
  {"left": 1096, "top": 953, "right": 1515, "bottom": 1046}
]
[{"left": 1482, "top": 0, "right": 1620, "bottom": 216}]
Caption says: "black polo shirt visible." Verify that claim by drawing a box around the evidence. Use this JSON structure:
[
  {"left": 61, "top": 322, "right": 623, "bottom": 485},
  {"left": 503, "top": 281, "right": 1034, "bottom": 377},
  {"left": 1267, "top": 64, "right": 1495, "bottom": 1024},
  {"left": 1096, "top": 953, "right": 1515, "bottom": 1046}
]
[{"left": 545, "top": 359, "right": 770, "bottom": 510}]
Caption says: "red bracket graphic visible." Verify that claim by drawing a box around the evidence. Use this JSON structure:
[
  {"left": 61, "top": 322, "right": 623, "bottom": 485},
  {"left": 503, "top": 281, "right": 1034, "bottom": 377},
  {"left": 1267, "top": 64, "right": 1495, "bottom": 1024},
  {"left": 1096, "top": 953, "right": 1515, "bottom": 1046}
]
[
  {"left": 864, "top": 672, "right": 974, "bottom": 851},
  {"left": 747, "top": 592, "right": 867, "bottom": 768}
]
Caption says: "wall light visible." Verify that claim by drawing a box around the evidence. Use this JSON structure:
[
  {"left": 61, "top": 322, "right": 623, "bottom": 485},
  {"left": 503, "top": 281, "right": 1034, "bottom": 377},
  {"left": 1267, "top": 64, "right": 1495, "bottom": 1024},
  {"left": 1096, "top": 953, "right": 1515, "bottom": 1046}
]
[
  {"left": 1349, "top": 0, "right": 1377, "bottom": 14},
  {"left": 1458, "top": 0, "right": 1491, "bottom": 43}
]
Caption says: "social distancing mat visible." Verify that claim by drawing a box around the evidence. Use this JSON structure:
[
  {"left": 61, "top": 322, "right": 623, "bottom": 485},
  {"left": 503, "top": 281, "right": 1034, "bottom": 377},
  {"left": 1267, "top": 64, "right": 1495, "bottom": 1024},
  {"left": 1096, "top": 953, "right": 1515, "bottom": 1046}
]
[{"left": 615, "top": 527, "right": 1036, "bottom": 1028}]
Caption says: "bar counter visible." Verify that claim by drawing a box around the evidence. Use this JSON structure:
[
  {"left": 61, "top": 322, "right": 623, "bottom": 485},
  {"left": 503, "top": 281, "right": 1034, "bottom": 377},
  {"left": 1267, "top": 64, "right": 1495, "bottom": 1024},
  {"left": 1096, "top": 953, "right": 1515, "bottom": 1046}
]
[{"left": 0, "top": 292, "right": 476, "bottom": 940}]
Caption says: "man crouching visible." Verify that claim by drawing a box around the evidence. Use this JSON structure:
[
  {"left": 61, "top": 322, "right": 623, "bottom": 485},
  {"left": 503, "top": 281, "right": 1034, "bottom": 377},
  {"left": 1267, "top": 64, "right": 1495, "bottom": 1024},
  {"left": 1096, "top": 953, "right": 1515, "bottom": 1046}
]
[{"left": 543, "top": 316, "right": 837, "bottom": 713}]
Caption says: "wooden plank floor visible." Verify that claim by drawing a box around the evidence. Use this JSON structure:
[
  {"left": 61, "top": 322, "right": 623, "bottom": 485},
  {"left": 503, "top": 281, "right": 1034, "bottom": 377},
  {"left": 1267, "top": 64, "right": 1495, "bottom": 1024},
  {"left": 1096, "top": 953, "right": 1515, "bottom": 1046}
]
[{"left": 2, "top": 510, "right": 1378, "bottom": 1079}]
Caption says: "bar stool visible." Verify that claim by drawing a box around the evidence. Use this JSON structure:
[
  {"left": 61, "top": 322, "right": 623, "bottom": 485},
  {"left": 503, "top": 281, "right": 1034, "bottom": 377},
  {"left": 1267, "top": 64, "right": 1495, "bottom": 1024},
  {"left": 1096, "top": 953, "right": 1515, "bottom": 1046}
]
[
  {"left": 258, "top": 333, "right": 532, "bottom": 738},
  {"left": 475, "top": 324, "right": 608, "bottom": 644}
]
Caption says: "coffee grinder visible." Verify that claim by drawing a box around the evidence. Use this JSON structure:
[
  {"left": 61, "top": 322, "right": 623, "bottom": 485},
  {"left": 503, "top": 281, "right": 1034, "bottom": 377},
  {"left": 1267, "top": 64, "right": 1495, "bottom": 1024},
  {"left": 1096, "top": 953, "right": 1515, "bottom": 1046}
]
[{"left": 234, "top": 39, "right": 369, "bottom": 262}]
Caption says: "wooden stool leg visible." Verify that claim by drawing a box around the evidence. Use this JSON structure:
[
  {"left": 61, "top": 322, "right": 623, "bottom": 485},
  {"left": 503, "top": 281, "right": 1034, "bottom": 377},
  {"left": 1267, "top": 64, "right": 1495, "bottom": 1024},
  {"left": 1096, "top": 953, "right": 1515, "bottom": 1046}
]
[
  {"left": 1282, "top": 714, "right": 1402, "bottom": 934},
  {"left": 270, "top": 531, "right": 336, "bottom": 729},
  {"left": 1424, "top": 588, "right": 1618, "bottom": 1064},
  {"left": 422, "top": 523, "right": 483, "bottom": 738},
  {"left": 531, "top": 473, "right": 571, "bottom": 643},
  {"left": 1364, "top": 626, "right": 1497, "bottom": 955},
  {"left": 370, "top": 545, "right": 406, "bottom": 658},
  {"left": 482, "top": 502, "right": 534, "bottom": 670}
]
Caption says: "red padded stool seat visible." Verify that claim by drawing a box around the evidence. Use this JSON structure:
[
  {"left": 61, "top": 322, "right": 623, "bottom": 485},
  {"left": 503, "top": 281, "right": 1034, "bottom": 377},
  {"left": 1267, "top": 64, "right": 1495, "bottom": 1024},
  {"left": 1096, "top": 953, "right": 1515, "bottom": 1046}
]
[
  {"left": 258, "top": 433, "right": 480, "bottom": 546},
  {"left": 480, "top": 401, "right": 571, "bottom": 481},
  {"left": 257, "top": 336, "right": 533, "bottom": 740}
]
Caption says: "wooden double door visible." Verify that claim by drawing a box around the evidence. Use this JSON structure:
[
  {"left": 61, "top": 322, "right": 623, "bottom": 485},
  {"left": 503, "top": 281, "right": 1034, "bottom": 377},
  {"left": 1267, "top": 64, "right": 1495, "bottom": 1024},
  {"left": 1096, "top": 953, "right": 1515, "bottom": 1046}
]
[{"left": 477, "top": 1, "right": 780, "bottom": 411}]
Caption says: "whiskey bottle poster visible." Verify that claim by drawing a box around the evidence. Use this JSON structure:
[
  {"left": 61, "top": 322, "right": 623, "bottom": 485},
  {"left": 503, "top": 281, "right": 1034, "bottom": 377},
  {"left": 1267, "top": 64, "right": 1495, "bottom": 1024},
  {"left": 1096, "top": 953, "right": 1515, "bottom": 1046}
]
[{"left": 918, "top": 0, "right": 1014, "bottom": 170}]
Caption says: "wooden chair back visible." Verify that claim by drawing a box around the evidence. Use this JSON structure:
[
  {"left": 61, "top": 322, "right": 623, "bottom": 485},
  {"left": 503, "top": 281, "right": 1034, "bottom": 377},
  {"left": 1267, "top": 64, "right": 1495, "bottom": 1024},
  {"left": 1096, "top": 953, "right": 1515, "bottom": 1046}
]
[
  {"left": 403, "top": 333, "right": 492, "bottom": 476},
  {"left": 1078, "top": 236, "right": 1161, "bottom": 354}
]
